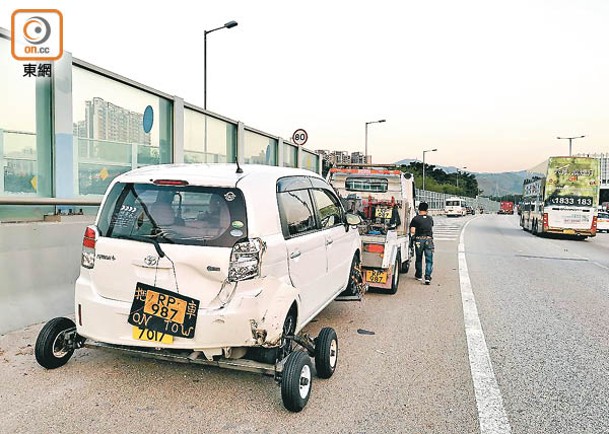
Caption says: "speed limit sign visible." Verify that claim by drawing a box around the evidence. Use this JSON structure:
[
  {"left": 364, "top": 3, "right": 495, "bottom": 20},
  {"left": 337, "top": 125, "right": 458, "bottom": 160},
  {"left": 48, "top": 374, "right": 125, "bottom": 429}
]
[{"left": 292, "top": 129, "right": 308, "bottom": 146}]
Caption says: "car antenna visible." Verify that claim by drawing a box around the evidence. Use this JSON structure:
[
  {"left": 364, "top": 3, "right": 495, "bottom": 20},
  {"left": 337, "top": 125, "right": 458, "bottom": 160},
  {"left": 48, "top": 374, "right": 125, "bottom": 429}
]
[{"left": 235, "top": 158, "right": 243, "bottom": 174}]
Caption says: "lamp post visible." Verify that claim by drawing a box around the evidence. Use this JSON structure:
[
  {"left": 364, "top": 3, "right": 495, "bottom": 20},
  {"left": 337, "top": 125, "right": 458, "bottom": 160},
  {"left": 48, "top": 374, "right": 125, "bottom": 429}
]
[
  {"left": 204, "top": 20, "right": 238, "bottom": 110},
  {"left": 457, "top": 166, "right": 467, "bottom": 190},
  {"left": 557, "top": 135, "right": 585, "bottom": 156},
  {"left": 364, "top": 119, "right": 386, "bottom": 163},
  {"left": 422, "top": 148, "right": 437, "bottom": 193}
]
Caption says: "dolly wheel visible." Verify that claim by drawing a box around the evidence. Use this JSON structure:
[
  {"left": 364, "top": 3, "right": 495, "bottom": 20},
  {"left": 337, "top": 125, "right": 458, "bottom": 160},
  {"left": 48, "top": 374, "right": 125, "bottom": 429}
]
[
  {"left": 281, "top": 352, "right": 313, "bottom": 412},
  {"left": 35, "top": 317, "right": 76, "bottom": 369},
  {"left": 315, "top": 327, "right": 338, "bottom": 379}
]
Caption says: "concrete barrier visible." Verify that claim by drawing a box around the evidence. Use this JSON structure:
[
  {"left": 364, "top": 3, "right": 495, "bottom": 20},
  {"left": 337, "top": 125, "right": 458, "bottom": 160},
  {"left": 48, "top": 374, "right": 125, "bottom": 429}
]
[{"left": 0, "top": 217, "right": 93, "bottom": 334}]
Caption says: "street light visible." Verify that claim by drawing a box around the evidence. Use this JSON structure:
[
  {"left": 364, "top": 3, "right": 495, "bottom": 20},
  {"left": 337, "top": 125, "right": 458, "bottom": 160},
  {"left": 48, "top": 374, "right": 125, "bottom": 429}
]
[
  {"left": 557, "top": 135, "right": 585, "bottom": 156},
  {"left": 204, "top": 20, "right": 238, "bottom": 110},
  {"left": 457, "top": 166, "right": 467, "bottom": 190},
  {"left": 422, "top": 148, "right": 437, "bottom": 193},
  {"left": 364, "top": 119, "right": 386, "bottom": 163}
]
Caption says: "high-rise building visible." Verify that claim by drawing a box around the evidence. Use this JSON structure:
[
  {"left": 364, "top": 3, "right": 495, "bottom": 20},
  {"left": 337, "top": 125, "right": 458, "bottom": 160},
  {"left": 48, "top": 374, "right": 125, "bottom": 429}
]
[{"left": 73, "top": 97, "right": 151, "bottom": 145}]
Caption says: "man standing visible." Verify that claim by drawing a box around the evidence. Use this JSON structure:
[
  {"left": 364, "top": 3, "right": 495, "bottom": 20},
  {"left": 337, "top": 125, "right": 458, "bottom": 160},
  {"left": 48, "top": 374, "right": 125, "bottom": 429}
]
[{"left": 409, "top": 202, "right": 434, "bottom": 285}]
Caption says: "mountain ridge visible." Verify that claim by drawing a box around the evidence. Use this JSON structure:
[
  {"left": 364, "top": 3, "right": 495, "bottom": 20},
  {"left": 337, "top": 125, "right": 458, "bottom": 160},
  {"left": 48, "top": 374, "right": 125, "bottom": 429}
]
[{"left": 394, "top": 159, "right": 526, "bottom": 196}]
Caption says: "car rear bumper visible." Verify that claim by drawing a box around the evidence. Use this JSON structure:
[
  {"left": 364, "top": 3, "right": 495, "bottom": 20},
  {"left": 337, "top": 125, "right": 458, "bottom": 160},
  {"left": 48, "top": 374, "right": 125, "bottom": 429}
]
[{"left": 74, "top": 276, "right": 295, "bottom": 352}]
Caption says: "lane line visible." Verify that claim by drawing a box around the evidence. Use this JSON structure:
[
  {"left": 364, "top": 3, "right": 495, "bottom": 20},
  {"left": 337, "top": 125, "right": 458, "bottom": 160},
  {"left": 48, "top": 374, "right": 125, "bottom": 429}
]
[{"left": 459, "top": 218, "right": 512, "bottom": 434}]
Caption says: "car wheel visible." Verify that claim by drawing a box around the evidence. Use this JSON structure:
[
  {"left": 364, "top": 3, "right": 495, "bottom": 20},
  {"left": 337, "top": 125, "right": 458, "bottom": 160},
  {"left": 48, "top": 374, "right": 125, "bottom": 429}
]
[
  {"left": 35, "top": 317, "right": 76, "bottom": 369},
  {"left": 388, "top": 256, "right": 400, "bottom": 295},
  {"left": 315, "top": 327, "right": 338, "bottom": 379},
  {"left": 278, "top": 308, "right": 297, "bottom": 362},
  {"left": 340, "top": 253, "right": 362, "bottom": 297},
  {"left": 281, "top": 351, "right": 313, "bottom": 412}
]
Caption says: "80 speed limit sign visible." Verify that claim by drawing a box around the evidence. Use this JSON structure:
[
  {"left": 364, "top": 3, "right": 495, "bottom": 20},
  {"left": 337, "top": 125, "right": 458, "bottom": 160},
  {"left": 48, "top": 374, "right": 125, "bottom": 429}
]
[{"left": 292, "top": 129, "right": 308, "bottom": 146}]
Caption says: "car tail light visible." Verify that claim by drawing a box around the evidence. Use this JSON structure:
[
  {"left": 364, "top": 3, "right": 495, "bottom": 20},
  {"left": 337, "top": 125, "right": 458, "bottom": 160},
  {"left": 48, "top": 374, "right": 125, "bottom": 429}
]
[
  {"left": 543, "top": 213, "right": 548, "bottom": 230},
  {"left": 153, "top": 179, "right": 189, "bottom": 186},
  {"left": 228, "top": 238, "right": 265, "bottom": 282},
  {"left": 81, "top": 225, "right": 99, "bottom": 269},
  {"left": 592, "top": 215, "right": 597, "bottom": 232},
  {"left": 365, "top": 244, "right": 385, "bottom": 254}
]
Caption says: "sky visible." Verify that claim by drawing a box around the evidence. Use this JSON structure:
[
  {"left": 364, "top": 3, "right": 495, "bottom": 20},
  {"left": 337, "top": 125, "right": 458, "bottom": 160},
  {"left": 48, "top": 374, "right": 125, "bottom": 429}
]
[{"left": 2, "top": 0, "right": 609, "bottom": 173}]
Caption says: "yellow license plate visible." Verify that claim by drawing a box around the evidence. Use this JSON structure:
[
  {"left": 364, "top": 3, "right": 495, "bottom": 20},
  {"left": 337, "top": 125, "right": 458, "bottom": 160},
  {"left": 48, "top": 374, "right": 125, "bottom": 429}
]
[
  {"left": 375, "top": 208, "right": 392, "bottom": 219},
  {"left": 564, "top": 229, "right": 575, "bottom": 234},
  {"left": 132, "top": 326, "right": 174, "bottom": 344},
  {"left": 366, "top": 270, "right": 387, "bottom": 284},
  {"left": 144, "top": 290, "right": 188, "bottom": 324}
]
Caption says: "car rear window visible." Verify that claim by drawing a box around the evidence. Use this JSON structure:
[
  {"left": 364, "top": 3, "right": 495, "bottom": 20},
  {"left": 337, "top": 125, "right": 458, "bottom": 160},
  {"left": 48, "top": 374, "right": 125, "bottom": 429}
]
[
  {"left": 345, "top": 177, "right": 388, "bottom": 193},
  {"left": 97, "top": 183, "right": 248, "bottom": 247}
]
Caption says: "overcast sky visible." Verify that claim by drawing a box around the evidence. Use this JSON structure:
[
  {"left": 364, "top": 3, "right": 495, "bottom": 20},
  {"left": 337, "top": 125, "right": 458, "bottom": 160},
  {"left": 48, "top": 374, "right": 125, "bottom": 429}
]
[{"left": 2, "top": 0, "right": 609, "bottom": 173}]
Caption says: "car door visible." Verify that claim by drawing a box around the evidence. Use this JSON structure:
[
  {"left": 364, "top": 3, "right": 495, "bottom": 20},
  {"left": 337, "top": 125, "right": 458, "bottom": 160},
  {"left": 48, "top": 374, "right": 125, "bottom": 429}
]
[
  {"left": 276, "top": 183, "right": 327, "bottom": 321},
  {"left": 310, "top": 186, "right": 354, "bottom": 294}
]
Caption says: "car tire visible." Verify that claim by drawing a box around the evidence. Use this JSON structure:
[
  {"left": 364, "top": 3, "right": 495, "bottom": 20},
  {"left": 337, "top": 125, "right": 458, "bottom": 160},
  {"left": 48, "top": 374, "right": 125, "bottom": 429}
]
[
  {"left": 281, "top": 351, "right": 313, "bottom": 412},
  {"left": 278, "top": 309, "right": 297, "bottom": 362},
  {"left": 315, "top": 327, "right": 338, "bottom": 379},
  {"left": 339, "top": 254, "right": 362, "bottom": 297},
  {"left": 388, "top": 256, "right": 400, "bottom": 295},
  {"left": 35, "top": 317, "right": 76, "bottom": 369}
]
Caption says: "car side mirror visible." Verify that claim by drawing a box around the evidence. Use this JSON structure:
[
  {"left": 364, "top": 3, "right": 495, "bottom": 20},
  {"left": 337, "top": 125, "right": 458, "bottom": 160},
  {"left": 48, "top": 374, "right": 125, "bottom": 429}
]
[{"left": 345, "top": 213, "right": 362, "bottom": 228}]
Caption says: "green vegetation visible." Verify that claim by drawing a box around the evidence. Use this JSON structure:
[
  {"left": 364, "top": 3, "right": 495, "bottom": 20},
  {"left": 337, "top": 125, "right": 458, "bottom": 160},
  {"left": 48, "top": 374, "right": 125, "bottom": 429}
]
[{"left": 401, "top": 162, "right": 480, "bottom": 197}]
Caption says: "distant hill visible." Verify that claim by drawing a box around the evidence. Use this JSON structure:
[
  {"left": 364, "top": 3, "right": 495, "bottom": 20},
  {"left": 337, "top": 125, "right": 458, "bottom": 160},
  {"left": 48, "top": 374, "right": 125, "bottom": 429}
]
[
  {"left": 394, "top": 159, "right": 527, "bottom": 196},
  {"left": 475, "top": 171, "right": 527, "bottom": 197}
]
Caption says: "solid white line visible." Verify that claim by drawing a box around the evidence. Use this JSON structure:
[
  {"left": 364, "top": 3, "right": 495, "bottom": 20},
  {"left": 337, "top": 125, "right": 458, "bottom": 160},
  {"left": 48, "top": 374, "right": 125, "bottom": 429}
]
[{"left": 459, "top": 218, "right": 512, "bottom": 434}]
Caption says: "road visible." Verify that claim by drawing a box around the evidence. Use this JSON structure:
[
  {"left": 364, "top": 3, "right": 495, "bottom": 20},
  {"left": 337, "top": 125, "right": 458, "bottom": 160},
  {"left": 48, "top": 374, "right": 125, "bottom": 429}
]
[{"left": 1, "top": 214, "right": 607, "bottom": 433}]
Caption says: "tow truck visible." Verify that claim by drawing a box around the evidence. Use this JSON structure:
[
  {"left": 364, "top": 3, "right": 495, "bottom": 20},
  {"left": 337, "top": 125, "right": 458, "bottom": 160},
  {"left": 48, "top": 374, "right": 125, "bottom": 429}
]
[{"left": 328, "top": 164, "right": 417, "bottom": 294}]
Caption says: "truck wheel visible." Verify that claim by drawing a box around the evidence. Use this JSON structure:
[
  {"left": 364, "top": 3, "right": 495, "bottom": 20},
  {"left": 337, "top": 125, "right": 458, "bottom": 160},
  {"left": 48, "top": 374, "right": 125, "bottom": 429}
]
[
  {"left": 388, "top": 256, "right": 400, "bottom": 295},
  {"left": 35, "top": 317, "right": 76, "bottom": 369},
  {"left": 315, "top": 327, "right": 338, "bottom": 379},
  {"left": 401, "top": 246, "right": 413, "bottom": 273},
  {"left": 281, "top": 351, "right": 313, "bottom": 412}
]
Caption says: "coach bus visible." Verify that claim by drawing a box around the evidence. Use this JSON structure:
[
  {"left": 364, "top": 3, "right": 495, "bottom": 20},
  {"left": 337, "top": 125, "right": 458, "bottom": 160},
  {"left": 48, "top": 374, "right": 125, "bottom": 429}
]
[{"left": 520, "top": 156, "right": 600, "bottom": 238}]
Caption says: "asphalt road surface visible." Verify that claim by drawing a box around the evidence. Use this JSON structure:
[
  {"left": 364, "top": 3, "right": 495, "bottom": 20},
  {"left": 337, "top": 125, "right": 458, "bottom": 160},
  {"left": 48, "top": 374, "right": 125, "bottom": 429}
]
[{"left": 1, "top": 214, "right": 607, "bottom": 433}]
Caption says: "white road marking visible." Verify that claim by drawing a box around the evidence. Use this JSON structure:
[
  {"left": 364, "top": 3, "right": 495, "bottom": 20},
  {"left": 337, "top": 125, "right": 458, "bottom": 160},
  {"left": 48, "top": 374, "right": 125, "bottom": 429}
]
[{"left": 459, "top": 218, "right": 511, "bottom": 434}]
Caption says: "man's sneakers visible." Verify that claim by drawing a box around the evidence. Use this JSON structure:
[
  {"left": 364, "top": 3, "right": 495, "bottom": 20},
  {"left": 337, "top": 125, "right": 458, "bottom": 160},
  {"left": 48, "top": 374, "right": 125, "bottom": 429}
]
[
  {"left": 424, "top": 276, "right": 431, "bottom": 285},
  {"left": 415, "top": 275, "right": 422, "bottom": 281}
]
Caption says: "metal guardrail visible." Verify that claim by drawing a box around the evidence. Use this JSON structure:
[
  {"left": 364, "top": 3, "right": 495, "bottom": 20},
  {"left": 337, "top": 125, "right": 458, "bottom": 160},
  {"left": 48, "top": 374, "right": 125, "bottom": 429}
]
[{"left": 0, "top": 197, "right": 101, "bottom": 206}]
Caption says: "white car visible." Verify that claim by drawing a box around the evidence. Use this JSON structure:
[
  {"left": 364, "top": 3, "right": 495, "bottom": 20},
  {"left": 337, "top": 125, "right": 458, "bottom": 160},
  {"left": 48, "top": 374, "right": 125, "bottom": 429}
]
[
  {"left": 597, "top": 211, "right": 609, "bottom": 233},
  {"left": 35, "top": 164, "right": 363, "bottom": 412}
]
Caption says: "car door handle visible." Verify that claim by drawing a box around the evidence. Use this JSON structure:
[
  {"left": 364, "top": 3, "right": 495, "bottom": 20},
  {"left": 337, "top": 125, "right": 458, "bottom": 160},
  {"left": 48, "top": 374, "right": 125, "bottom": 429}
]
[
  {"left": 290, "top": 250, "right": 301, "bottom": 259},
  {"left": 325, "top": 238, "right": 333, "bottom": 246}
]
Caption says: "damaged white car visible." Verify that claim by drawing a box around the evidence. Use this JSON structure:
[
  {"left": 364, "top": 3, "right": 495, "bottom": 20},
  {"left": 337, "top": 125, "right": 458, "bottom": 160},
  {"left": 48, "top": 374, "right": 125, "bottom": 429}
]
[{"left": 35, "top": 163, "right": 363, "bottom": 412}]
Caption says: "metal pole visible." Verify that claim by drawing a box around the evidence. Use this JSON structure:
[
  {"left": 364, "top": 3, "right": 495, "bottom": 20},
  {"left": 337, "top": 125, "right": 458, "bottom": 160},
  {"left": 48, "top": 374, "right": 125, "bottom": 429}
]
[
  {"left": 204, "top": 31, "right": 208, "bottom": 111},
  {"left": 422, "top": 152, "right": 426, "bottom": 192},
  {"left": 365, "top": 123, "right": 368, "bottom": 163},
  {"left": 557, "top": 135, "right": 584, "bottom": 156}
]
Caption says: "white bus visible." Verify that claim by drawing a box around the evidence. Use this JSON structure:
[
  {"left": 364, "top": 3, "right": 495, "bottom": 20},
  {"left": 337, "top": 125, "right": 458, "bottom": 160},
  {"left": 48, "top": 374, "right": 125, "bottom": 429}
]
[
  {"left": 520, "top": 156, "right": 600, "bottom": 238},
  {"left": 445, "top": 196, "right": 466, "bottom": 217}
]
